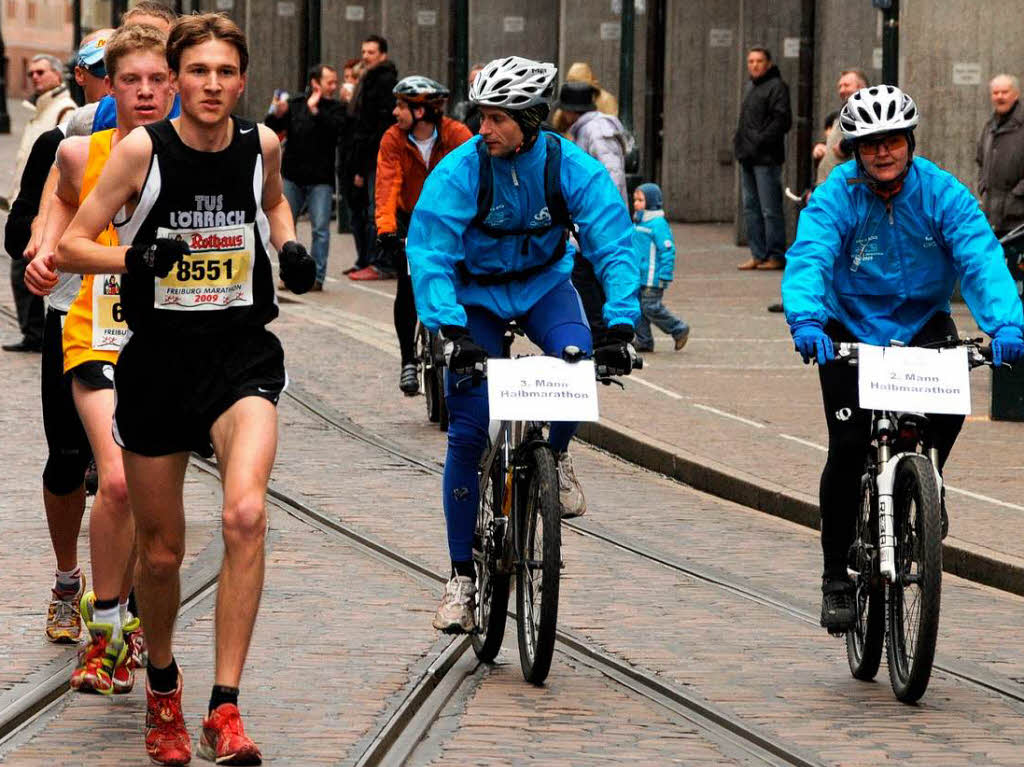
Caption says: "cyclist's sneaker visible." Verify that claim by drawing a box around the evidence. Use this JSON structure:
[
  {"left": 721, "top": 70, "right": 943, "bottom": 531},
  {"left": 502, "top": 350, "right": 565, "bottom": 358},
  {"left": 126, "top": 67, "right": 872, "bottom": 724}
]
[
  {"left": 820, "top": 578, "right": 856, "bottom": 636},
  {"left": 399, "top": 362, "right": 419, "bottom": 395},
  {"left": 146, "top": 674, "right": 191, "bottom": 766},
  {"left": 673, "top": 328, "right": 690, "bottom": 351},
  {"left": 198, "top": 704, "right": 262, "bottom": 765},
  {"left": 46, "top": 572, "right": 86, "bottom": 643},
  {"left": 431, "top": 575, "right": 477, "bottom": 634},
  {"left": 124, "top": 614, "right": 149, "bottom": 669},
  {"left": 556, "top": 451, "right": 587, "bottom": 519}
]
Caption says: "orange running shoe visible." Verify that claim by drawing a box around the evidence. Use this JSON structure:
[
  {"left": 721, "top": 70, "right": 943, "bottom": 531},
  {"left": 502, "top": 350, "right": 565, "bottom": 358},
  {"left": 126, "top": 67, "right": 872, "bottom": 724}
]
[
  {"left": 146, "top": 675, "right": 191, "bottom": 766},
  {"left": 198, "top": 704, "right": 262, "bottom": 765},
  {"left": 70, "top": 592, "right": 132, "bottom": 695}
]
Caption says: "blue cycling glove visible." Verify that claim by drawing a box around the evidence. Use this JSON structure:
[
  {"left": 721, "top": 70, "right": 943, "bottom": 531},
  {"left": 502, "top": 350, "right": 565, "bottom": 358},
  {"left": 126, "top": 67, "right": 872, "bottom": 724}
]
[
  {"left": 791, "top": 321, "right": 835, "bottom": 365},
  {"left": 991, "top": 325, "right": 1024, "bottom": 367}
]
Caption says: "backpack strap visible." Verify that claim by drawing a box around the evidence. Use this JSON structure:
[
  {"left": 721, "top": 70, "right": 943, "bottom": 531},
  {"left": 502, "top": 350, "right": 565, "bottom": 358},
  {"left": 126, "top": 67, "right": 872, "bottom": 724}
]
[{"left": 542, "top": 131, "right": 571, "bottom": 229}]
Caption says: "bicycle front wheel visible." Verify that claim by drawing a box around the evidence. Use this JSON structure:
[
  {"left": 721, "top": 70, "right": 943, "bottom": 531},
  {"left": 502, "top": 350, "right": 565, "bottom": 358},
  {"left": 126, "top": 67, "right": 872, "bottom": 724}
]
[
  {"left": 847, "top": 473, "right": 884, "bottom": 680},
  {"left": 471, "top": 448, "right": 511, "bottom": 663},
  {"left": 886, "top": 455, "right": 943, "bottom": 703},
  {"left": 515, "top": 443, "right": 561, "bottom": 685}
]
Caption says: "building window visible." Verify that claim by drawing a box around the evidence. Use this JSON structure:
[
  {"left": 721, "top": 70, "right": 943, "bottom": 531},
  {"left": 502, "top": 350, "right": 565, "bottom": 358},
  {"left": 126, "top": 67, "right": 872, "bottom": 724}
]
[
  {"left": 27, "top": 1, "right": 37, "bottom": 23},
  {"left": 5, "top": 0, "right": 16, "bottom": 19}
]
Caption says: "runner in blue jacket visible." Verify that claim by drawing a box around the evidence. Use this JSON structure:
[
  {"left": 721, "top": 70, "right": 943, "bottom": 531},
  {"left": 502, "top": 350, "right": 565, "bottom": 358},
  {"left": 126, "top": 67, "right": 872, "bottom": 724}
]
[
  {"left": 406, "top": 56, "right": 640, "bottom": 634},
  {"left": 781, "top": 85, "right": 1024, "bottom": 634}
]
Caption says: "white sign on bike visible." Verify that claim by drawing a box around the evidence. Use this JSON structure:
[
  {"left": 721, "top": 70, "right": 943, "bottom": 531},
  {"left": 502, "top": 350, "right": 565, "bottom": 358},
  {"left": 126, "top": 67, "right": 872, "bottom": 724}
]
[
  {"left": 857, "top": 345, "right": 971, "bottom": 415},
  {"left": 487, "top": 357, "right": 599, "bottom": 422}
]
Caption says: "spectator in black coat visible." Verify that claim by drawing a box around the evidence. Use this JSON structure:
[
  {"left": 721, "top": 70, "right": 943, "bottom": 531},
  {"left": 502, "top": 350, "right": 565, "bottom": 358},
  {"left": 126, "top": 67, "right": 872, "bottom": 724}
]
[
  {"left": 266, "top": 64, "right": 345, "bottom": 291},
  {"left": 347, "top": 34, "right": 399, "bottom": 280},
  {"left": 733, "top": 47, "right": 792, "bottom": 271}
]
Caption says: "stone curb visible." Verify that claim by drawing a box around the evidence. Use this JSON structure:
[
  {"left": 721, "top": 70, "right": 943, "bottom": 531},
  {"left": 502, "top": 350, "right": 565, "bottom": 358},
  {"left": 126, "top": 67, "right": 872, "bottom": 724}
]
[{"left": 577, "top": 418, "right": 1024, "bottom": 598}]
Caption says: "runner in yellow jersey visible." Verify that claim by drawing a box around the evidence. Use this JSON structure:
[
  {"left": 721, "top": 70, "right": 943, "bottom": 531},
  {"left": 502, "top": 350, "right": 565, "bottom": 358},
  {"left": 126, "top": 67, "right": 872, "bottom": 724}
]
[{"left": 46, "top": 24, "right": 175, "bottom": 695}]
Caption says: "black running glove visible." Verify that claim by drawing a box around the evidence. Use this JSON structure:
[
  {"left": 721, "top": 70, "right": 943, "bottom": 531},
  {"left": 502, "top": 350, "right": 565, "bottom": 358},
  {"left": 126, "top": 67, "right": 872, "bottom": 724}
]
[
  {"left": 593, "top": 324, "right": 637, "bottom": 376},
  {"left": 440, "top": 325, "right": 487, "bottom": 376},
  {"left": 376, "top": 231, "right": 405, "bottom": 265},
  {"left": 124, "top": 238, "right": 190, "bottom": 279},
  {"left": 279, "top": 240, "right": 316, "bottom": 294}
]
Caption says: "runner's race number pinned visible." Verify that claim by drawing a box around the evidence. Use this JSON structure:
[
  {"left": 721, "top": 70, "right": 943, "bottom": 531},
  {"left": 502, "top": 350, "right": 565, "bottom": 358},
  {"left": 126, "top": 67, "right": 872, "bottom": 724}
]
[
  {"left": 487, "top": 357, "right": 599, "bottom": 422},
  {"left": 857, "top": 345, "right": 971, "bottom": 415}
]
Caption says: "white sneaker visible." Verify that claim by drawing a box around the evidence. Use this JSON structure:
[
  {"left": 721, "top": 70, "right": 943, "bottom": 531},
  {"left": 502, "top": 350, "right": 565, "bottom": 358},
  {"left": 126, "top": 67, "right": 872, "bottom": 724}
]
[
  {"left": 431, "top": 575, "right": 477, "bottom": 633},
  {"left": 557, "top": 451, "right": 587, "bottom": 518}
]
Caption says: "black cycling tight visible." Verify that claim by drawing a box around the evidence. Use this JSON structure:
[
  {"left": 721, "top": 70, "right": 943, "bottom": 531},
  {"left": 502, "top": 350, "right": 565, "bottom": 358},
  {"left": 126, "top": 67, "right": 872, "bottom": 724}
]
[
  {"left": 393, "top": 250, "right": 417, "bottom": 365},
  {"left": 817, "top": 313, "right": 964, "bottom": 579}
]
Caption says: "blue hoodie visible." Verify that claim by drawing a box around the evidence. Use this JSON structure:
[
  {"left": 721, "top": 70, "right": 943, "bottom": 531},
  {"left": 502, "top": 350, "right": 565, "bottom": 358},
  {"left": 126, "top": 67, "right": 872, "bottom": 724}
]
[
  {"left": 632, "top": 183, "right": 676, "bottom": 287},
  {"left": 782, "top": 157, "right": 1024, "bottom": 345},
  {"left": 406, "top": 133, "right": 640, "bottom": 331}
]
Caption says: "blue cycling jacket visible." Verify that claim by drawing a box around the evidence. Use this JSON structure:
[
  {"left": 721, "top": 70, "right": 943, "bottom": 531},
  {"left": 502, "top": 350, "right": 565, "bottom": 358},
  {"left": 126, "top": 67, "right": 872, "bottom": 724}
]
[
  {"left": 633, "top": 210, "right": 676, "bottom": 287},
  {"left": 782, "top": 157, "right": 1024, "bottom": 345},
  {"left": 406, "top": 134, "right": 640, "bottom": 331}
]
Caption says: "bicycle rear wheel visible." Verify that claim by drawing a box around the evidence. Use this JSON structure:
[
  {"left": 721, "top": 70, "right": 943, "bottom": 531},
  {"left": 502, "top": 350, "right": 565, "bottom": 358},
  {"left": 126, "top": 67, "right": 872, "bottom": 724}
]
[
  {"left": 886, "top": 455, "right": 942, "bottom": 703},
  {"left": 847, "top": 473, "right": 884, "bottom": 680},
  {"left": 515, "top": 443, "right": 561, "bottom": 684},
  {"left": 416, "top": 324, "right": 439, "bottom": 423},
  {"left": 471, "top": 448, "right": 511, "bottom": 662}
]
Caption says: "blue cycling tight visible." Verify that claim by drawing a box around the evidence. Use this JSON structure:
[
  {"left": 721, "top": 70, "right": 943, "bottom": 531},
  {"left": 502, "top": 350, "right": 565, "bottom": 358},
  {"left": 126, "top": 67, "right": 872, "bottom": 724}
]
[{"left": 442, "top": 279, "right": 592, "bottom": 562}]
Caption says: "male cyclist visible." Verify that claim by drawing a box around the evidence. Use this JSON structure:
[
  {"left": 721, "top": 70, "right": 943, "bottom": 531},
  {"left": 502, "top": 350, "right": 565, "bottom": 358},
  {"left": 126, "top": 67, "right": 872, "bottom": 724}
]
[
  {"left": 781, "top": 85, "right": 1024, "bottom": 634},
  {"left": 374, "top": 75, "right": 471, "bottom": 395},
  {"left": 406, "top": 56, "right": 640, "bottom": 634}
]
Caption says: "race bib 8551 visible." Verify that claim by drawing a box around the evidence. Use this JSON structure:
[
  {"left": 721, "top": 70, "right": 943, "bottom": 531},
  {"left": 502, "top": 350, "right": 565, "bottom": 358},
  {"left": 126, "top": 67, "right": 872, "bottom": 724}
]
[{"left": 153, "top": 224, "right": 255, "bottom": 311}]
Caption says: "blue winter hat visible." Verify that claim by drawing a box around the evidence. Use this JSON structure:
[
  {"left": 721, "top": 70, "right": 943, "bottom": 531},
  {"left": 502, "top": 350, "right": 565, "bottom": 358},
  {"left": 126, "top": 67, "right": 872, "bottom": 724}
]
[{"left": 637, "top": 182, "right": 663, "bottom": 210}]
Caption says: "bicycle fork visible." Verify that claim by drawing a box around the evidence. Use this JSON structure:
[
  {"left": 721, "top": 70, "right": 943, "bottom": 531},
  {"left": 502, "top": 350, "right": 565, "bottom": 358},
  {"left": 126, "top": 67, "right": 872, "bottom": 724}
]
[{"left": 874, "top": 448, "right": 943, "bottom": 584}]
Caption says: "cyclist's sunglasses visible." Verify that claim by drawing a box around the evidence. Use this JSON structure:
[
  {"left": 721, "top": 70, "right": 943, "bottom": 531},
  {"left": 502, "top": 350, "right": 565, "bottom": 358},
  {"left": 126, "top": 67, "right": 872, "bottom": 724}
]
[{"left": 858, "top": 134, "right": 908, "bottom": 157}]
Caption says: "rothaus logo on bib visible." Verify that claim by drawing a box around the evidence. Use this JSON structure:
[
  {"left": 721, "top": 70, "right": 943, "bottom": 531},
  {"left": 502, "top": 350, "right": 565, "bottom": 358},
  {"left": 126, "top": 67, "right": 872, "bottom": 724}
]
[{"left": 155, "top": 196, "right": 253, "bottom": 311}]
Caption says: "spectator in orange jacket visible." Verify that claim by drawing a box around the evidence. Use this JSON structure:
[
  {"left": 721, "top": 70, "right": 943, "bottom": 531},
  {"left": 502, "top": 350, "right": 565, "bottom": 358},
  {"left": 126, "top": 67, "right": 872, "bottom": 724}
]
[{"left": 367, "top": 75, "right": 472, "bottom": 394}]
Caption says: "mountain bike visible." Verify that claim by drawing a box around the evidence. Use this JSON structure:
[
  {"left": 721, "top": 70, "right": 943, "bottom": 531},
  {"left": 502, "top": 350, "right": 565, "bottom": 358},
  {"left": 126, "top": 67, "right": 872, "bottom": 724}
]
[
  {"left": 468, "top": 328, "right": 639, "bottom": 684},
  {"left": 838, "top": 339, "right": 991, "bottom": 702}
]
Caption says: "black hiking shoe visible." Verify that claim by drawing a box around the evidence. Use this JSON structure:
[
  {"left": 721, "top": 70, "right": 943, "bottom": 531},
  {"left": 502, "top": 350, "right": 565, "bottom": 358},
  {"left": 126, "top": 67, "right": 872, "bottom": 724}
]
[{"left": 820, "top": 578, "right": 856, "bottom": 636}]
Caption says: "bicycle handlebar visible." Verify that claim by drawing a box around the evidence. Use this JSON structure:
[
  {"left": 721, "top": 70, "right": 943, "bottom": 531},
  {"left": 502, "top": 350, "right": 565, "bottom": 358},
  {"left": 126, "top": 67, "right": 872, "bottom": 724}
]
[{"left": 833, "top": 340, "right": 993, "bottom": 369}]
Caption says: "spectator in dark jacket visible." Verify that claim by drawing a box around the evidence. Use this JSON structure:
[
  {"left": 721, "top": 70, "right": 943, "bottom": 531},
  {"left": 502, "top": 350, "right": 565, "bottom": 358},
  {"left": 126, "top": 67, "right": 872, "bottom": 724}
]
[
  {"left": 734, "top": 47, "right": 792, "bottom": 271},
  {"left": 266, "top": 63, "right": 345, "bottom": 291},
  {"left": 977, "top": 74, "right": 1024, "bottom": 238},
  {"left": 347, "top": 35, "right": 399, "bottom": 280}
]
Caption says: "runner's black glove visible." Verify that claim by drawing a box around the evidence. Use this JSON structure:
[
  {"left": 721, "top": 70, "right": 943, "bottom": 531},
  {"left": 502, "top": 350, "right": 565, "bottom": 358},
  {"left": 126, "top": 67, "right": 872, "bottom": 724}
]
[
  {"left": 440, "top": 325, "right": 487, "bottom": 377},
  {"left": 594, "top": 324, "right": 637, "bottom": 376},
  {"left": 125, "top": 238, "right": 190, "bottom": 279},
  {"left": 376, "top": 232, "right": 405, "bottom": 269},
  {"left": 279, "top": 240, "right": 316, "bottom": 294}
]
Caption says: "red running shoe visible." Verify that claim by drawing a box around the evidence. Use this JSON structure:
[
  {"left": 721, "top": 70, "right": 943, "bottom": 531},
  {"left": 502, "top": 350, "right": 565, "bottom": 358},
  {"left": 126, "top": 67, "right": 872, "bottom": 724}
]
[
  {"left": 199, "top": 704, "right": 262, "bottom": 765},
  {"left": 146, "top": 675, "right": 191, "bottom": 766}
]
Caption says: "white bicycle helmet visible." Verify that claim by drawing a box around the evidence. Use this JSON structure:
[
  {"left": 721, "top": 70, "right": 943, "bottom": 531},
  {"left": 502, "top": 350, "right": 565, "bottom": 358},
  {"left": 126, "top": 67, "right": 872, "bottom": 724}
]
[
  {"left": 469, "top": 56, "right": 557, "bottom": 109},
  {"left": 839, "top": 85, "right": 919, "bottom": 141}
]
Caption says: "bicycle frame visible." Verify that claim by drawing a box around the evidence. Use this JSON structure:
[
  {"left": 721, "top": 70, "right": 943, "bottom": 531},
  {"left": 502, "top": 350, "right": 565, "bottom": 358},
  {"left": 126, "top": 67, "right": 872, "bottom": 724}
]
[{"left": 478, "top": 418, "right": 548, "bottom": 576}]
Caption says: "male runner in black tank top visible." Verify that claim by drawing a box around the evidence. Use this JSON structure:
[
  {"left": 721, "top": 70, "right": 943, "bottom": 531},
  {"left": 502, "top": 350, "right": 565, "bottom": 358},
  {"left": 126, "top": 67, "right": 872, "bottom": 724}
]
[{"left": 58, "top": 14, "right": 314, "bottom": 766}]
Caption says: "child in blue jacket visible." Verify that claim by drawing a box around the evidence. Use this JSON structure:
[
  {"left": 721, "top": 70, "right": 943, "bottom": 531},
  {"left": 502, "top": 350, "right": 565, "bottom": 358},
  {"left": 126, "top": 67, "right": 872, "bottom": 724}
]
[{"left": 632, "top": 183, "right": 689, "bottom": 351}]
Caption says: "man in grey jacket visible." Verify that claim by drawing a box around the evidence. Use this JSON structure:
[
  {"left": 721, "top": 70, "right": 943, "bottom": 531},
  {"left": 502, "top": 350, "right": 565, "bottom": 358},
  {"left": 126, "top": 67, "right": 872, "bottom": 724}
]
[
  {"left": 978, "top": 74, "right": 1024, "bottom": 238},
  {"left": 557, "top": 81, "right": 629, "bottom": 203}
]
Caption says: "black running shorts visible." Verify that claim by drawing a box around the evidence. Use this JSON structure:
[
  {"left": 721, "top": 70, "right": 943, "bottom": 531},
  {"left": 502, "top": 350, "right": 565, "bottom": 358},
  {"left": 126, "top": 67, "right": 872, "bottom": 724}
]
[
  {"left": 70, "top": 359, "right": 116, "bottom": 391},
  {"left": 113, "top": 327, "right": 286, "bottom": 457}
]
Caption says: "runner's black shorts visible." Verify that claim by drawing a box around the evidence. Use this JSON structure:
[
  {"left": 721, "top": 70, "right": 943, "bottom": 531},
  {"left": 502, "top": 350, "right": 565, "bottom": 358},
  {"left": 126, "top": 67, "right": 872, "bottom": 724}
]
[
  {"left": 69, "top": 359, "right": 116, "bottom": 390},
  {"left": 113, "top": 327, "right": 286, "bottom": 457},
  {"left": 41, "top": 308, "right": 92, "bottom": 495}
]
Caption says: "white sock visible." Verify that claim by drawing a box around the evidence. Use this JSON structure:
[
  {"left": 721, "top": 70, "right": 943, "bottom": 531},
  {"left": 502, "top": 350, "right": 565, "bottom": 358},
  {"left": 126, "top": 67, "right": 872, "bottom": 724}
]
[
  {"left": 54, "top": 567, "right": 82, "bottom": 593},
  {"left": 93, "top": 603, "right": 123, "bottom": 639}
]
